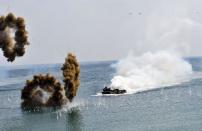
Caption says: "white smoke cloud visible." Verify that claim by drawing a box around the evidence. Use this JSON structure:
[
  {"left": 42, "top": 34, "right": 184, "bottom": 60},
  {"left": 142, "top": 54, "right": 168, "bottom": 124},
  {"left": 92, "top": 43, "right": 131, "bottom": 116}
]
[
  {"left": 141, "top": 0, "right": 202, "bottom": 56},
  {"left": 144, "top": 16, "right": 202, "bottom": 56},
  {"left": 108, "top": 1, "right": 202, "bottom": 93},
  {"left": 110, "top": 51, "right": 193, "bottom": 94}
]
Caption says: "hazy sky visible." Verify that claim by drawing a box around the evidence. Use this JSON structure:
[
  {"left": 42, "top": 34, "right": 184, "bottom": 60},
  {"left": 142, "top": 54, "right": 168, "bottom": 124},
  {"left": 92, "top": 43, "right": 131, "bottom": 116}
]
[{"left": 1, "top": 0, "right": 202, "bottom": 65}]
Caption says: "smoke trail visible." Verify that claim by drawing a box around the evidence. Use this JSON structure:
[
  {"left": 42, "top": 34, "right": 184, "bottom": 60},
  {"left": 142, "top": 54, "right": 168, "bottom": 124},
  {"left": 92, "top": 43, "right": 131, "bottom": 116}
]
[
  {"left": 0, "top": 13, "right": 29, "bottom": 62},
  {"left": 109, "top": 51, "right": 193, "bottom": 94},
  {"left": 21, "top": 53, "right": 80, "bottom": 109}
]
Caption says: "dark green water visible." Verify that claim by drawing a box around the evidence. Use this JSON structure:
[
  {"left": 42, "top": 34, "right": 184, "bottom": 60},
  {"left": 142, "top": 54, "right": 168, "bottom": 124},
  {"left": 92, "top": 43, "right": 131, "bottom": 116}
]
[{"left": 0, "top": 59, "right": 202, "bottom": 131}]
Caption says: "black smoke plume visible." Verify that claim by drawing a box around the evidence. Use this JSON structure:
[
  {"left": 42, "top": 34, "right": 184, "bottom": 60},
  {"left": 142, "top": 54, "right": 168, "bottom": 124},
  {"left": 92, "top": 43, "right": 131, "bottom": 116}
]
[
  {"left": 21, "top": 53, "right": 80, "bottom": 109},
  {"left": 61, "top": 53, "right": 80, "bottom": 102},
  {"left": 0, "top": 13, "right": 29, "bottom": 62}
]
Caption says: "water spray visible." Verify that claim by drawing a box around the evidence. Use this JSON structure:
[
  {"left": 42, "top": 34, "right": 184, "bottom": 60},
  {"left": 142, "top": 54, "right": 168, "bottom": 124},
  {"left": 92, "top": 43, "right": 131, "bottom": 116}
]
[{"left": 21, "top": 53, "right": 80, "bottom": 109}]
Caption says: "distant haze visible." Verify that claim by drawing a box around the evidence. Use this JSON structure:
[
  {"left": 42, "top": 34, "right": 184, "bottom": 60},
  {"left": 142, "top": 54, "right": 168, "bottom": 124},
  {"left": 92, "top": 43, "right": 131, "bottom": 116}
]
[{"left": 1, "top": 0, "right": 202, "bottom": 65}]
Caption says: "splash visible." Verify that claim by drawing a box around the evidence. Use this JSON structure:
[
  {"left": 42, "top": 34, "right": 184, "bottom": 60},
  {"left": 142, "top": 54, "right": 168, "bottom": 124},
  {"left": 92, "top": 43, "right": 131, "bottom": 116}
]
[
  {"left": 21, "top": 53, "right": 80, "bottom": 109},
  {"left": 109, "top": 51, "right": 193, "bottom": 94}
]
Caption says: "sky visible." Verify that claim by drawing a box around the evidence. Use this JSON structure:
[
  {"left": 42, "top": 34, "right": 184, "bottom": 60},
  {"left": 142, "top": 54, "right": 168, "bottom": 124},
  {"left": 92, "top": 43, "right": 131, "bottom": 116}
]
[{"left": 1, "top": 0, "right": 202, "bottom": 66}]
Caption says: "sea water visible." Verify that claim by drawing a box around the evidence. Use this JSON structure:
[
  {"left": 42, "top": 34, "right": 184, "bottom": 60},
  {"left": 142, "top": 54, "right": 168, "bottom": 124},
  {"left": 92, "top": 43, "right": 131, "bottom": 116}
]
[{"left": 0, "top": 58, "right": 202, "bottom": 131}]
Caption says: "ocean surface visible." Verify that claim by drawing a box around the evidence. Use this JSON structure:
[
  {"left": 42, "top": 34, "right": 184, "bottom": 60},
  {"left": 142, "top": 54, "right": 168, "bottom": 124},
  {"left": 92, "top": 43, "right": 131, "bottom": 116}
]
[{"left": 0, "top": 58, "right": 202, "bottom": 131}]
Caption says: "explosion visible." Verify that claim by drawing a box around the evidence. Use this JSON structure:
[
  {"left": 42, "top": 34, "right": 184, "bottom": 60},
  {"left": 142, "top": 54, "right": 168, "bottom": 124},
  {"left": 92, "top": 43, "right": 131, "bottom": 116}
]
[
  {"left": 0, "top": 13, "right": 29, "bottom": 62},
  {"left": 0, "top": 13, "right": 81, "bottom": 109},
  {"left": 21, "top": 53, "right": 80, "bottom": 109},
  {"left": 61, "top": 53, "right": 80, "bottom": 102}
]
